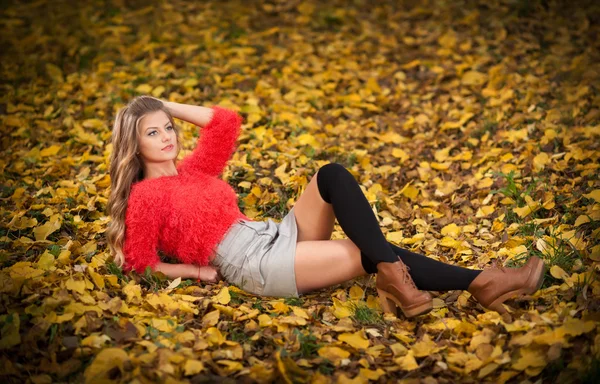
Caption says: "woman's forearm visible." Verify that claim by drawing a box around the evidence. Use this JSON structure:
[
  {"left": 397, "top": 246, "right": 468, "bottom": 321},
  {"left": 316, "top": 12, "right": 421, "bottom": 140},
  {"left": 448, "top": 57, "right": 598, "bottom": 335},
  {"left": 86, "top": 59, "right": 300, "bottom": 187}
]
[
  {"left": 162, "top": 100, "right": 214, "bottom": 127},
  {"left": 153, "top": 261, "right": 199, "bottom": 280}
]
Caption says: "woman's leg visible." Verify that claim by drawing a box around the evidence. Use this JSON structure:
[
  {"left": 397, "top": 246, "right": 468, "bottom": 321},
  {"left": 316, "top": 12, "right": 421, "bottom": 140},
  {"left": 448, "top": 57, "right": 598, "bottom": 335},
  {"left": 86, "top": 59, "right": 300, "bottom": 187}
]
[
  {"left": 293, "top": 163, "right": 434, "bottom": 318},
  {"left": 313, "top": 163, "right": 399, "bottom": 264},
  {"left": 360, "top": 243, "right": 483, "bottom": 291},
  {"left": 293, "top": 163, "right": 480, "bottom": 292},
  {"left": 293, "top": 169, "right": 336, "bottom": 242},
  {"left": 294, "top": 239, "right": 368, "bottom": 294}
]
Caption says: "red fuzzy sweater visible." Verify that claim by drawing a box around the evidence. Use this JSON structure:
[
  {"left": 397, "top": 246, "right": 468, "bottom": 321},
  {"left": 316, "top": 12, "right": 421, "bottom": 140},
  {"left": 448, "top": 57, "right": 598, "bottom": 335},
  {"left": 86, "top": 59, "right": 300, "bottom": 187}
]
[{"left": 122, "top": 106, "right": 253, "bottom": 273}]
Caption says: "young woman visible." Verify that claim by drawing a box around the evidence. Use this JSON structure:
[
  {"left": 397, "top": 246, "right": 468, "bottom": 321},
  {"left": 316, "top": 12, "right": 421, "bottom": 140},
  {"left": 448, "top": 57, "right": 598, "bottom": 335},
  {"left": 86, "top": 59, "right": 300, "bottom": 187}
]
[{"left": 106, "top": 95, "right": 546, "bottom": 319}]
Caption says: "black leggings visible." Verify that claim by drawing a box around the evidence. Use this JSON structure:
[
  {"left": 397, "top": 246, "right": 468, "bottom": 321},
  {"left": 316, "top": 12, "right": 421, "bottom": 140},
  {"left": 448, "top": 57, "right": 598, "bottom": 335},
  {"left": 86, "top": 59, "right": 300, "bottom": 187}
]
[{"left": 316, "top": 163, "right": 482, "bottom": 292}]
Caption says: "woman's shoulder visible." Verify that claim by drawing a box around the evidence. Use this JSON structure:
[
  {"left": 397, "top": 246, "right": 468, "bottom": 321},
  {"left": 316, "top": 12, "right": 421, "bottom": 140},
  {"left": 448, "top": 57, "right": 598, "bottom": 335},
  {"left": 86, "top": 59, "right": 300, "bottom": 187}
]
[{"left": 129, "top": 177, "right": 170, "bottom": 203}]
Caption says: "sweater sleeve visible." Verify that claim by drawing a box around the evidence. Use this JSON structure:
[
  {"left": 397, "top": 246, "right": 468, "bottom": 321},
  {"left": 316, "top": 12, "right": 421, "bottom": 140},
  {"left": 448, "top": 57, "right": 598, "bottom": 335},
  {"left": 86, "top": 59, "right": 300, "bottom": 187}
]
[
  {"left": 176, "top": 106, "right": 243, "bottom": 178},
  {"left": 122, "top": 185, "right": 162, "bottom": 274}
]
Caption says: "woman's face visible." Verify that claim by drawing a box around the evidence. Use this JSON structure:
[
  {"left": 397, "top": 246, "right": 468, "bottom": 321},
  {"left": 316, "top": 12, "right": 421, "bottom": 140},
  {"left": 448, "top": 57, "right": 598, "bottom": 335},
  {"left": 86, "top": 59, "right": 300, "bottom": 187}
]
[{"left": 137, "top": 110, "right": 178, "bottom": 163}]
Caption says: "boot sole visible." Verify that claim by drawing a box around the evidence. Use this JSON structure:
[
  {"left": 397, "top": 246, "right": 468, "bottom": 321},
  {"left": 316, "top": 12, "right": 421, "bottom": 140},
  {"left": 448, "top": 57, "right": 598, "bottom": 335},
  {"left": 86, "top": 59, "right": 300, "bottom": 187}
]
[
  {"left": 376, "top": 288, "right": 433, "bottom": 318},
  {"left": 487, "top": 256, "right": 546, "bottom": 313}
]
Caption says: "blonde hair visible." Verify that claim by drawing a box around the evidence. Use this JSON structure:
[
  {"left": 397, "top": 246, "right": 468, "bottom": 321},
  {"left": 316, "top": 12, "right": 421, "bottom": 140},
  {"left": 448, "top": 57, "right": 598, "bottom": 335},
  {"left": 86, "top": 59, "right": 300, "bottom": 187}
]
[{"left": 106, "top": 95, "right": 182, "bottom": 268}]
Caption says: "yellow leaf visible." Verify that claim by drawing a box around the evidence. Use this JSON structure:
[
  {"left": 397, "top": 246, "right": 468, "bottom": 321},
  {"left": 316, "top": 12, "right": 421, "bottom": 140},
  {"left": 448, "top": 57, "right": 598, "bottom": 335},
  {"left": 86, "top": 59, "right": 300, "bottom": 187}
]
[
  {"left": 152, "top": 86, "right": 165, "bottom": 97},
  {"left": 278, "top": 315, "right": 307, "bottom": 326},
  {"left": 462, "top": 71, "right": 487, "bottom": 86},
  {"left": 550, "top": 265, "right": 569, "bottom": 280},
  {"left": 8, "top": 215, "right": 38, "bottom": 230},
  {"left": 81, "top": 334, "right": 111, "bottom": 349},
  {"left": 82, "top": 119, "right": 106, "bottom": 130},
  {"left": 296, "top": 133, "right": 319, "bottom": 148},
  {"left": 439, "top": 236, "right": 462, "bottom": 249},
  {"left": 0, "top": 313, "right": 20, "bottom": 349},
  {"left": 431, "top": 161, "right": 451, "bottom": 170},
  {"left": 395, "top": 350, "right": 419, "bottom": 371},
  {"left": 66, "top": 277, "right": 87, "bottom": 294},
  {"left": 511, "top": 347, "right": 547, "bottom": 371},
  {"left": 434, "top": 147, "right": 451, "bottom": 162},
  {"left": 533, "top": 152, "right": 550, "bottom": 172},
  {"left": 257, "top": 314, "right": 273, "bottom": 327},
  {"left": 441, "top": 223, "right": 461, "bottom": 238},
  {"left": 36, "top": 251, "right": 55, "bottom": 271},
  {"left": 274, "top": 162, "right": 290, "bottom": 185},
  {"left": 77, "top": 241, "right": 97, "bottom": 257},
  {"left": 332, "top": 297, "right": 352, "bottom": 319},
  {"left": 206, "top": 327, "right": 225, "bottom": 346},
  {"left": 183, "top": 78, "right": 198, "bottom": 88},
  {"left": 135, "top": 84, "right": 153, "bottom": 93},
  {"left": 574, "top": 215, "right": 590, "bottom": 227},
  {"left": 349, "top": 285, "right": 364, "bottom": 301},
  {"left": 84, "top": 348, "right": 129, "bottom": 384},
  {"left": 589, "top": 244, "right": 600, "bottom": 261},
  {"left": 216, "top": 360, "right": 244, "bottom": 373},
  {"left": 251, "top": 186, "right": 262, "bottom": 197},
  {"left": 338, "top": 330, "right": 370, "bottom": 349},
  {"left": 583, "top": 189, "right": 600, "bottom": 203},
  {"left": 183, "top": 360, "right": 205, "bottom": 376},
  {"left": 386, "top": 231, "right": 404, "bottom": 243},
  {"left": 123, "top": 281, "right": 142, "bottom": 304},
  {"left": 400, "top": 184, "right": 419, "bottom": 200},
  {"left": 562, "top": 318, "right": 597, "bottom": 336},
  {"left": 411, "top": 334, "right": 444, "bottom": 357},
  {"left": 291, "top": 306, "right": 310, "bottom": 319},
  {"left": 33, "top": 214, "right": 62, "bottom": 241},
  {"left": 441, "top": 112, "right": 475, "bottom": 131},
  {"left": 202, "top": 310, "right": 220, "bottom": 328},
  {"left": 359, "top": 368, "right": 385, "bottom": 381},
  {"left": 40, "top": 145, "right": 61, "bottom": 157},
  {"left": 318, "top": 346, "right": 350, "bottom": 363},
  {"left": 88, "top": 270, "right": 105, "bottom": 289},
  {"left": 536, "top": 238, "right": 555, "bottom": 257},
  {"left": 149, "top": 318, "right": 176, "bottom": 332},
  {"left": 476, "top": 205, "right": 495, "bottom": 217},
  {"left": 391, "top": 148, "right": 409, "bottom": 163},
  {"left": 213, "top": 287, "right": 231, "bottom": 305},
  {"left": 45, "top": 63, "right": 64, "bottom": 82},
  {"left": 270, "top": 301, "right": 290, "bottom": 314},
  {"left": 366, "top": 295, "right": 380, "bottom": 310}
]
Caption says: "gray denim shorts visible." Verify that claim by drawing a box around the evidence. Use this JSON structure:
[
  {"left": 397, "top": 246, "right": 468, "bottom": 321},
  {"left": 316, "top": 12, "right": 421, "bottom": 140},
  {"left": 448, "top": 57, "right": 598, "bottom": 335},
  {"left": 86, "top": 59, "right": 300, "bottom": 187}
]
[{"left": 210, "top": 207, "right": 299, "bottom": 298}]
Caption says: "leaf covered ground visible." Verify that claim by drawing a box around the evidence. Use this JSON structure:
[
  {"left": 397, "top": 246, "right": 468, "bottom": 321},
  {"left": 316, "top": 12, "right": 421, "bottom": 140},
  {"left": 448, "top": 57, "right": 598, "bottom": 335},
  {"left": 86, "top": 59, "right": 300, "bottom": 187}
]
[{"left": 1, "top": 0, "right": 599, "bottom": 383}]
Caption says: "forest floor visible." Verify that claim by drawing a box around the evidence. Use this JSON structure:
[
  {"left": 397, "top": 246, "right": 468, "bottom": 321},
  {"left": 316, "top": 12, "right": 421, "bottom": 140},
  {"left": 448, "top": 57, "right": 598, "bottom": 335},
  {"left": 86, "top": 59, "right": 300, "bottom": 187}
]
[{"left": 1, "top": 0, "right": 599, "bottom": 383}]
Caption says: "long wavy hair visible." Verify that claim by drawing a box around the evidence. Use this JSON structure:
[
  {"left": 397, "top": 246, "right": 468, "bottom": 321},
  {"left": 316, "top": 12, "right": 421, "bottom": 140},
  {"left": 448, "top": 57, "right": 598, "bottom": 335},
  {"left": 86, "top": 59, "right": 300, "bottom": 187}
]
[{"left": 106, "top": 95, "right": 182, "bottom": 268}]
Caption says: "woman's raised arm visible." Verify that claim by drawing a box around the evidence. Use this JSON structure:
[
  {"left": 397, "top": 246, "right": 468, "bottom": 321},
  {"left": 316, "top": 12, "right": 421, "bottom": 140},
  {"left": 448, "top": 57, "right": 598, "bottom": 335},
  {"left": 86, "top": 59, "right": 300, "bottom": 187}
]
[{"left": 162, "top": 100, "right": 214, "bottom": 127}]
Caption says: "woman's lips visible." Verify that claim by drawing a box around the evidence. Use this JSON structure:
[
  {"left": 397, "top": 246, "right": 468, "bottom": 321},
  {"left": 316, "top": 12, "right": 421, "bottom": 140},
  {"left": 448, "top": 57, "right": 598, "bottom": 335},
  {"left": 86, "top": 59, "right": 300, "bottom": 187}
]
[{"left": 162, "top": 144, "right": 174, "bottom": 151}]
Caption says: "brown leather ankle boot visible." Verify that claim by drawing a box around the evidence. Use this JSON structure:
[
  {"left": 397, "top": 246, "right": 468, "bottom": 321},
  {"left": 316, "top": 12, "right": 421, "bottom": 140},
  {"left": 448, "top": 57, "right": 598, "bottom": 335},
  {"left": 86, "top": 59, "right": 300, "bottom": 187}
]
[
  {"left": 468, "top": 256, "right": 546, "bottom": 314},
  {"left": 376, "top": 256, "right": 432, "bottom": 318}
]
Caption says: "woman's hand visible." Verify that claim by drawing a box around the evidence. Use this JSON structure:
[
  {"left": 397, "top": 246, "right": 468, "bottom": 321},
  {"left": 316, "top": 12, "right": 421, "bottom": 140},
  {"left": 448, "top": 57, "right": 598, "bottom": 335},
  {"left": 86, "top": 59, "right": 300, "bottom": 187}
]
[
  {"left": 197, "top": 265, "right": 221, "bottom": 283},
  {"left": 153, "top": 262, "right": 221, "bottom": 282}
]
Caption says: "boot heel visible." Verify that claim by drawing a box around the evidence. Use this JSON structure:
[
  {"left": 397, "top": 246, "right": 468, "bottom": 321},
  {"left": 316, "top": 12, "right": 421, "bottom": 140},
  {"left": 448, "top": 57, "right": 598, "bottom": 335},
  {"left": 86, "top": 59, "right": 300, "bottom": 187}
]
[
  {"left": 525, "top": 257, "right": 546, "bottom": 294},
  {"left": 377, "top": 288, "right": 433, "bottom": 318},
  {"left": 377, "top": 288, "right": 399, "bottom": 317}
]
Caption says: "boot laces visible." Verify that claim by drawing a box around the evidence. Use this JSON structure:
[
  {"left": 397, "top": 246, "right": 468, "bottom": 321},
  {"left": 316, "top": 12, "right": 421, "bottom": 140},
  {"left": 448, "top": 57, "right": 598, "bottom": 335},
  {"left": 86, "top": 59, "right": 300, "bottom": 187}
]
[{"left": 396, "top": 257, "right": 417, "bottom": 289}]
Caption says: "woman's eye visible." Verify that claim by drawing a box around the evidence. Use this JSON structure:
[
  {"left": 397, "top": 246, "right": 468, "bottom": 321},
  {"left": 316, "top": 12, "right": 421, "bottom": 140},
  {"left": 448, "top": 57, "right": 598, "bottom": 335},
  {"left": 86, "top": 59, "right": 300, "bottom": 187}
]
[{"left": 149, "top": 127, "right": 172, "bottom": 136}]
